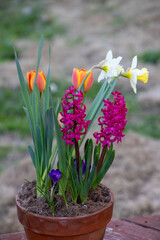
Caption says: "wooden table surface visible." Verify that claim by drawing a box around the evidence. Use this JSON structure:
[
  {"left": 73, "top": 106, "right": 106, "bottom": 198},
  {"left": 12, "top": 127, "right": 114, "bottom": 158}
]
[{"left": 0, "top": 215, "right": 160, "bottom": 240}]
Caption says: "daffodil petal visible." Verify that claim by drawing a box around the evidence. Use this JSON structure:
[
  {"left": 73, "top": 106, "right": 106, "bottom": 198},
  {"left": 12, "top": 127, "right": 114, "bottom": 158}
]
[
  {"left": 108, "top": 67, "right": 118, "bottom": 77},
  {"left": 112, "top": 56, "right": 122, "bottom": 65},
  {"left": 130, "top": 72, "right": 138, "bottom": 94},
  {"left": 106, "top": 50, "right": 112, "bottom": 62},
  {"left": 131, "top": 56, "right": 137, "bottom": 70},
  {"left": 98, "top": 70, "right": 106, "bottom": 82}
]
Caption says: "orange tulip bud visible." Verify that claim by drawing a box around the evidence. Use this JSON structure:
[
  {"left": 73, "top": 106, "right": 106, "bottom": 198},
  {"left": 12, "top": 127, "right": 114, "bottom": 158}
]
[
  {"left": 27, "top": 70, "right": 46, "bottom": 92},
  {"left": 72, "top": 68, "right": 93, "bottom": 92}
]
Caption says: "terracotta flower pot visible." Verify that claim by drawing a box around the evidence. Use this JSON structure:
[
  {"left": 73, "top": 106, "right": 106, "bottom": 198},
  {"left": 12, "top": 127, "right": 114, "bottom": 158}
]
[{"left": 16, "top": 190, "right": 113, "bottom": 240}]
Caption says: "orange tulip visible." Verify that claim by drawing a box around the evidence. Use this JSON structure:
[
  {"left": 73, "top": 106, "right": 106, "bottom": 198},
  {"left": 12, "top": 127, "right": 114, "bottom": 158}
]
[
  {"left": 72, "top": 68, "right": 93, "bottom": 92},
  {"left": 27, "top": 70, "right": 46, "bottom": 92}
]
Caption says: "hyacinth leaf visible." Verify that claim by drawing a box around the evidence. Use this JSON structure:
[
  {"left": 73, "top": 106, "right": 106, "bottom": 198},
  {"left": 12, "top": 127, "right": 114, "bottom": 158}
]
[
  {"left": 92, "top": 145, "right": 115, "bottom": 189},
  {"left": 70, "top": 157, "right": 80, "bottom": 202},
  {"left": 95, "top": 150, "right": 115, "bottom": 187},
  {"left": 78, "top": 71, "right": 92, "bottom": 92},
  {"left": 82, "top": 163, "right": 97, "bottom": 202},
  {"left": 90, "top": 143, "right": 101, "bottom": 185},
  {"left": 44, "top": 46, "right": 51, "bottom": 112},
  {"left": 84, "top": 139, "right": 93, "bottom": 182},
  {"left": 79, "top": 157, "right": 83, "bottom": 185},
  {"left": 93, "top": 143, "right": 101, "bottom": 166},
  {"left": 28, "top": 145, "right": 35, "bottom": 167},
  {"left": 71, "top": 158, "right": 80, "bottom": 189}
]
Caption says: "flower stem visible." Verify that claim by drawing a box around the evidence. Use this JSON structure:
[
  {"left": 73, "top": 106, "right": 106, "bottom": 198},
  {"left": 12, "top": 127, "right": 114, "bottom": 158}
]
[{"left": 97, "top": 145, "right": 107, "bottom": 173}]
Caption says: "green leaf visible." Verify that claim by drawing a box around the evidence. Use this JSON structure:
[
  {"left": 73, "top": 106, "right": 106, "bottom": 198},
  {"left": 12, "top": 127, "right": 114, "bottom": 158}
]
[
  {"left": 86, "top": 78, "right": 118, "bottom": 130},
  {"left": 84, "top": 139, "right": 93, "bottom": 183},
  {"left": 28, "top": 145, "right": 35, "bottom": 167},
  {"left": 52, "top": 106, "right": 67, "bottom": 192},
  {"left": 86, "top": 77, "right": 109, "bottom": 121},
  {"left": 44, "top": 108, "right": 54, "bottom": 156},
  {"left": 34, "top": 35, "right": 44, "bottom": 91},
  {"left": 93, "top": 143, "right": 101, "bottom": 166},
  {"left": 44, "top": 45, "right": 51, "bottom": 112},
  {"left": 32, "top": 36, "right": 43, "bottom": 123},
  {"left": 92, "top": 145, "right": 115, "bottom": 189},
  {"left": 14, "top": 51, "right": 35, "bottom": 133},
  {"left": 82, "top": 163, "right": 97, "bottom": 202}
]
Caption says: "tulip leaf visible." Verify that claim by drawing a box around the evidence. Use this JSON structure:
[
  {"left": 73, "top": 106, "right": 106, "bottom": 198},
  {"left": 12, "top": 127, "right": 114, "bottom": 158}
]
[
  {"left": 52, "top": 105, "right": 67, "bottom": 193},
  {"left": 14, "top": 51, "right": 35, "bottom": 133},
  {"left": 44, "top": 45, "right": 51, "bottom": 112},
  {"left": 28, "top": 145, "right": 35, "bottom": 167}
]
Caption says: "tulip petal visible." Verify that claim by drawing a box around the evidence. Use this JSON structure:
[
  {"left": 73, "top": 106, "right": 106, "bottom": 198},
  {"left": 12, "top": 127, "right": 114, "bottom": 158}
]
[
  {"left": 27, "top": 70, "right": 46, "bottom": 92},
  {"left": 37, "top": 72, "right": 46, "bottom": 92},
  {"left": 84, "top": 72, "right": 93, "bottom": 91}
]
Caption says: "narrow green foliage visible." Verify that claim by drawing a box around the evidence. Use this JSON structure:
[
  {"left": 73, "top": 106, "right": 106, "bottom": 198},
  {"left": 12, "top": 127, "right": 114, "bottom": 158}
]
[
  {"left": 139, "top": 50, "right": 160, "bottom": 65},
  {"left": 92, "top": 144, "right": 115, "bottom": 189},
  {"left": 52, "top": 106, "right": 67, "bottom": 194},
  {"left": 15, "top": 39, "right": 59, "bottom": 199}
]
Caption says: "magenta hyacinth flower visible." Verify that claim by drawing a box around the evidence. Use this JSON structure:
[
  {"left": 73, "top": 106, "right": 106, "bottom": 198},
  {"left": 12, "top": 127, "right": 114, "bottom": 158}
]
[
  {"left": 93, "top": 91, "right": 127, "bottom": 147},
  {"left": 49, "top": 169, "right": 62, "bottom": 184},
  {"left": 60, "top": 86, "right": 91, "bottom": 146}
]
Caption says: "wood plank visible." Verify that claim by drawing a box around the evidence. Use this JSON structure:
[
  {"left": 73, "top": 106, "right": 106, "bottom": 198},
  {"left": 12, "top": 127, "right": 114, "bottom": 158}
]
[
  {"left": 104, "top": 219, "right": 160, "bottom": 240},
  {"left": 123, "top": 215, "right": 160, "bottom": 232},
  {"left": 0, "top": 216, "right": 160, "bottom": 240},
  {"left": 0, "top": 232, "right": 26, "bottom": 240}
]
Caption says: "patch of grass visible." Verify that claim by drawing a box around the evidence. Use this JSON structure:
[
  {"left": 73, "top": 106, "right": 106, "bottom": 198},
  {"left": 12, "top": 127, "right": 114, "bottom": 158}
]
[
  {"left": 127, "top": 115, "right": 160, "bottom": 139},
  {"left": 111, "top": 16, "right": 126, "bottom": 28},
  {"left": 0, "top": 0, "right": 66, "bottom": 61},
  {"left": 0, "top": 146, "right": 12, "bottom": 159},
  {"left": 139, "top": 50, "right": 160, "bottom": 65},
  {"left": 67, "top": 36, "right": 83, "bottom": 47},
  {"left": 0, "top": 88, "right": 29, "bottom": 135},
  {"left": 125, "top": 94, "right": 160, "bottom": 139}
]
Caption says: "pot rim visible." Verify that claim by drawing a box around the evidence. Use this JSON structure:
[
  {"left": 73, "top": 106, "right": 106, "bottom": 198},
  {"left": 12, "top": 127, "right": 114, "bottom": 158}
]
[{"left": 16, "top": 188, "right": 114, "bottom": 221}]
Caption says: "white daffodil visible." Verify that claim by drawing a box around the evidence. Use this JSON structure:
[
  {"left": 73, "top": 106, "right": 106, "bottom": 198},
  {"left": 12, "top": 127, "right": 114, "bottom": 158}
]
[
  {"left": 97, "top": 50, "right": 124, "bottom": 82},
  {"left": 123, "top": 56, "right": 149, "bottom": 94}
]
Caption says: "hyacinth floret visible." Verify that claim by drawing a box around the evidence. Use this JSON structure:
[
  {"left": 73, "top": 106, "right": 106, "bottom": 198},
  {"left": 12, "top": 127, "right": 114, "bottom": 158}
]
[
  {"left": 93, "top": 91, "right": 127, "bottom": 147},
  {"left": 60, "top": 86, "right": 91, "bottom": 146}
]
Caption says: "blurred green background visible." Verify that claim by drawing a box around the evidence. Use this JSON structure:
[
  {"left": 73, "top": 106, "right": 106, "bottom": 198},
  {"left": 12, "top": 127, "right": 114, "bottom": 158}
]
[
  {"left": 0, "top": 0, "right": 160, "bottom": 172},
  {"left": 0, "top": 0, "right": 160, "bottom": 233}
]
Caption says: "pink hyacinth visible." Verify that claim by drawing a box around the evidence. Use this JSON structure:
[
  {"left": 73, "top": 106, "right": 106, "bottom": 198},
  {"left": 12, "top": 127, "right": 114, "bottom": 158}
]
[
  {"left": 93, "top": 91, "right": 127, "bottom": 147},
  {"left": 60, "top": 86, "right": 91, "bottom": 146}
]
